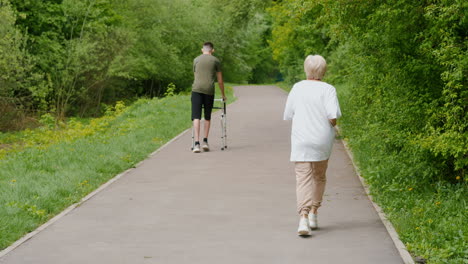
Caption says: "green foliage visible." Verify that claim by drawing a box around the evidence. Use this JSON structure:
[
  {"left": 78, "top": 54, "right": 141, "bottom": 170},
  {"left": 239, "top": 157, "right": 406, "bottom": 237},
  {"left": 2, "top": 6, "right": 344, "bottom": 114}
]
[
  {"left": 164, "top": 83, "right": 177, "bottom": 97},
  {"left": 1, "top": 0, "right": 274, "bottom": 127},
  {"left": 269, "top": 0, "right": 467, "bottom": 262},
  {"left": 5, "top": 0, "right": 129, "bottom": 119},
  {"left": 382, "top": 183, "right": 467, "bottom": 264},
  {"left": 415, "top": 1, "right": 468, "bottom": 173},
  {"left": 38, "top": 113, "right": 56, "bottom": 129},
  {"left": 110, "top": 0, "right": 196, "bottom": 92},
  {"left": 268, "top": 0, "right": 331, "bottom": 83},
  {"left": 269, "top": 0, "right": 467, "bottom": 180},
  {"left": 0, "top": 0, "right": 48, "bottom": 130}
]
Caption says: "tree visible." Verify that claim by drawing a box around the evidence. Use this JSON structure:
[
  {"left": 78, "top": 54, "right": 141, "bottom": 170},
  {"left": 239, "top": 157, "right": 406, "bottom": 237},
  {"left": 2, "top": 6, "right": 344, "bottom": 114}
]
[{"left": 0, "top": 0, "right": 47, "bottom": 130}]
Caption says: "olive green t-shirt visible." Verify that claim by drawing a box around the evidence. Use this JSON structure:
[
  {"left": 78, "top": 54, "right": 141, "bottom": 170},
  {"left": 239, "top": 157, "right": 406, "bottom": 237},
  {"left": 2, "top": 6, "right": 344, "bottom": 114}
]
[{"left": 192, "top": 54, "right": 222, "bottom": 95}]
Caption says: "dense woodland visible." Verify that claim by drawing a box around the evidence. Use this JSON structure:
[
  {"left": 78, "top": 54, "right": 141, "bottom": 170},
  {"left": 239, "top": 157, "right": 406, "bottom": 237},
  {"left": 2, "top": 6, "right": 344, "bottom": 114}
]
[
  {"left": 0, "top": 0, "right": 466, "bottom": 261},
  {"left": 0, "top": 0, "right": 274, "bottom": 127}
]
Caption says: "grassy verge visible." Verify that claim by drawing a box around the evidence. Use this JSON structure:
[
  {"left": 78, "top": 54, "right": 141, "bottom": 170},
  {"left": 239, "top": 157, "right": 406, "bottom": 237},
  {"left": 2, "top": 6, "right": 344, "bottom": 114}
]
[{"left": 0, "top": 84, "right": 236, "bottom": 250}]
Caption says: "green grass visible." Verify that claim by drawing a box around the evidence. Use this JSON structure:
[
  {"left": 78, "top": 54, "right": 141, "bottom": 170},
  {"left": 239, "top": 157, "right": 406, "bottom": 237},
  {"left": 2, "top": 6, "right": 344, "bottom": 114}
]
[
  {"left": 346, "top": 137, "right": 468, "bottom": 263},
  {"left": 0, "top": 85, "right": 236, "bottom": 250}
]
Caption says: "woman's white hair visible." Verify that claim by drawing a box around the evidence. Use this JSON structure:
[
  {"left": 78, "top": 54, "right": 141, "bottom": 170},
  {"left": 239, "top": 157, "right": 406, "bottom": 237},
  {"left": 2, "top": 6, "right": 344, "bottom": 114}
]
[{"left": 304, "top": 55, "right": 327, "bottom": 80}]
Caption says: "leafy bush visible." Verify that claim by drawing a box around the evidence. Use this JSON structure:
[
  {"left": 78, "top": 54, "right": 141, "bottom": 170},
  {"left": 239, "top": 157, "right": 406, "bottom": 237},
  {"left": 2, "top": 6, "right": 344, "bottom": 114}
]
[{"left": 164, "top": 83, "right": 177, "bottom": 97}]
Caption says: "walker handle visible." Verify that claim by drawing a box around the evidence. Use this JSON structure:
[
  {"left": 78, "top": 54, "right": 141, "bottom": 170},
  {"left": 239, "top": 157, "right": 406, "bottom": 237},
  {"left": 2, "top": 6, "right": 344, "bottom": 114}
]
[{"left": 214, "top": 98, "right": 226, "bottom": 113}]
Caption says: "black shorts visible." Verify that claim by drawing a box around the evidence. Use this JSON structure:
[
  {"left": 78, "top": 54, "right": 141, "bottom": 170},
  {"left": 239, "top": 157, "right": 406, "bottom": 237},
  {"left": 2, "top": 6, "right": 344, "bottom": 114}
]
[{"left": 191, "top": 91, "right": 214, "bottom": 120}]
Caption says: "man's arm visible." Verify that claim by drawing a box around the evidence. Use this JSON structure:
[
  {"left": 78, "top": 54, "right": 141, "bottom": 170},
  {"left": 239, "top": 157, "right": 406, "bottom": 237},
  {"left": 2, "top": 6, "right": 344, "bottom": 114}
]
[
  {"left": 216, "top": 71, "right": 226, "bottom": 101},
  {"left": 329, "top": 119, "right": 337, "bottom": 127}
]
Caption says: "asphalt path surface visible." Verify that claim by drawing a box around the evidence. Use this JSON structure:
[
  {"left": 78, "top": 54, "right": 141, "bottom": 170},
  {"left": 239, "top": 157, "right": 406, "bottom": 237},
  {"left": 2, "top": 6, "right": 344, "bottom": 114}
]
[{"left": 0, "top": 85, "right": 403, "bottom": 264}]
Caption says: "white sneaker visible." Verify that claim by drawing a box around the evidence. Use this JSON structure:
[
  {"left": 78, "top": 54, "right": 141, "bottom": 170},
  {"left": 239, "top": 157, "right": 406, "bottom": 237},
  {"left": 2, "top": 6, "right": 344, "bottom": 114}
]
[
  {"left": 297, "top": 217, "right": 311, "bottom": 236},
  {"left": 202, "top": 142, "right": 210, "bottom": 151},
  {"left": 308, "top": 213, "right": 318, "bottom": 230},
  {"left": 192, "top": 144, "right": 201, "bottom": 153}
]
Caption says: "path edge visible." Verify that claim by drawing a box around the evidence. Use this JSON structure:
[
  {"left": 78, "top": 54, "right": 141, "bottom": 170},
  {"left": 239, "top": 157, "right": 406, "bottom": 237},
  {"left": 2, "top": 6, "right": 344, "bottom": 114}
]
[
  {"left": 0, "top": 128, "right": 191, "bottom": 259},
  {"left": 337, "top": 127, "right": 415, "bottom": 264}
]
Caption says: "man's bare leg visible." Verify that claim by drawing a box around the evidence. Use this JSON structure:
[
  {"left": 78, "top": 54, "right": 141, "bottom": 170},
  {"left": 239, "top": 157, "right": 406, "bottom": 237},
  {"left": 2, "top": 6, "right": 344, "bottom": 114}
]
[
  {"left": 193, "top": 119, "right": 201, "bottom": 143},
  {"left": 201, "top": 120, "right": 211, "bottom": 151},
  {"left": 204, "top": 120, "right": 211, "bottom": 139}
]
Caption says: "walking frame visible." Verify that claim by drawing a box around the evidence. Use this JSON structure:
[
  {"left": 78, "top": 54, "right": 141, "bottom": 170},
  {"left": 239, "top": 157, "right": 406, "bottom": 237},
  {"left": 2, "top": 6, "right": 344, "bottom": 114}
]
[{"left": 191, "top": 98, "right": 227, "bottom": 151}]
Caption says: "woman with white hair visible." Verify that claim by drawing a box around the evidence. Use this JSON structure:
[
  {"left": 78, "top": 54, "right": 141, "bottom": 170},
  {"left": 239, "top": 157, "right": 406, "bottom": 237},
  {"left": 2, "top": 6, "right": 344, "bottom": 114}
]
[{"left": 283, "top": 55, "right": 342, "bottom": 236}]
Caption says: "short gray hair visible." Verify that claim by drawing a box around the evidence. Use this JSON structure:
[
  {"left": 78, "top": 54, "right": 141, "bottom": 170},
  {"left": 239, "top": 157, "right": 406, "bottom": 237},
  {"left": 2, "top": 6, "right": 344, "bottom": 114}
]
[{"left": 304, "top": 55, "right": 327, "bottom": 80}]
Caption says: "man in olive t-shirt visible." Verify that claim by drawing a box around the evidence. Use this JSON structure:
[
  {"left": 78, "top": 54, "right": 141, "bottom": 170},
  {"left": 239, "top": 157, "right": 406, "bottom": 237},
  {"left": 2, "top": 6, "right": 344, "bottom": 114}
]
[{"left": 191, "top": 42, "right": 226, "bottom": 153}]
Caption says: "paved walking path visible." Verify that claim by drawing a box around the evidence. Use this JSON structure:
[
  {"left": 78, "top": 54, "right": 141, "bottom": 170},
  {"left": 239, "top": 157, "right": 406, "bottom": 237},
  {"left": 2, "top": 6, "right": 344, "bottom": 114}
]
[{"left": 0, "top": 86, "right": 403, "bottom": 264}]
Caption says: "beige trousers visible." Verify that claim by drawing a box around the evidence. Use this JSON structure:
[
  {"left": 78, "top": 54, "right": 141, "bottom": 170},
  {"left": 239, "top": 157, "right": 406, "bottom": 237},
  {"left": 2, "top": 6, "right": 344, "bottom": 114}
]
[{"left": 295, "top": 160, "right": 329, "bottom": 215}]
